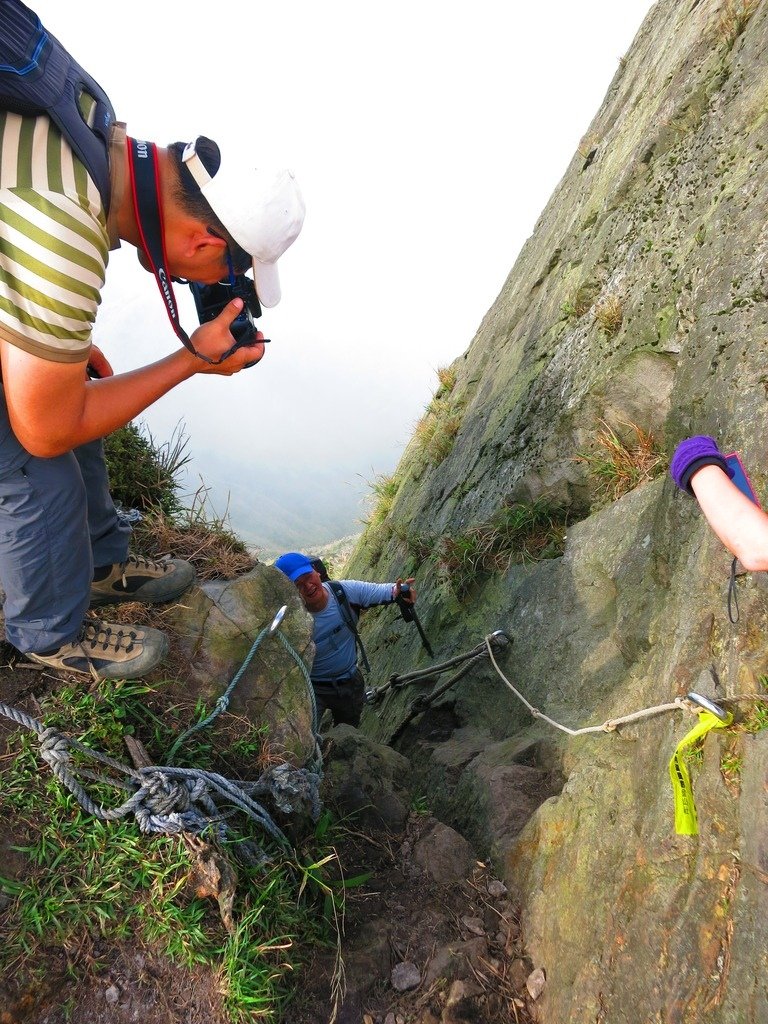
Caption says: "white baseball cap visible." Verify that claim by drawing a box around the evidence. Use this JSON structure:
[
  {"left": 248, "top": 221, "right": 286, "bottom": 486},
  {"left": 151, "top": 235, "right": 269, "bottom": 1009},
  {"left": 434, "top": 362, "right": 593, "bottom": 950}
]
[{"left": 182, "top": 139, "right": 305, "bottom": 307}]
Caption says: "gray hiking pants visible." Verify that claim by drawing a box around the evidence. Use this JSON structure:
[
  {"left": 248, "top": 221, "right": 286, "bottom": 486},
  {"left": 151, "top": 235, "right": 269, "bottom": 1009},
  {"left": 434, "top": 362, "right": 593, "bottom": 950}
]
[{"left": 0, "top": 387, "right": 131, "bottom": 653}]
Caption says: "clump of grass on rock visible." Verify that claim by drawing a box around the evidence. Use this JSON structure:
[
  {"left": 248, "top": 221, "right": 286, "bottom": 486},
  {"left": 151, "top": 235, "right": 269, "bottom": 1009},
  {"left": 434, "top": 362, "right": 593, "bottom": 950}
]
[
  {"left": 105, "top": 420, "right": 254, "bottom": 582},
  {"left": 576, "top": 419, "right": 666, "bottom": 509}
]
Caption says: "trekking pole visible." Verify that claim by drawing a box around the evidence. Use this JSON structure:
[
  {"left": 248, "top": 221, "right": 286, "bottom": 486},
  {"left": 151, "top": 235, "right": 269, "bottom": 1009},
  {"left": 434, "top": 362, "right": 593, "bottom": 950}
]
[{"left": 395, "top": 582, "right": 434, "bottom": 658}]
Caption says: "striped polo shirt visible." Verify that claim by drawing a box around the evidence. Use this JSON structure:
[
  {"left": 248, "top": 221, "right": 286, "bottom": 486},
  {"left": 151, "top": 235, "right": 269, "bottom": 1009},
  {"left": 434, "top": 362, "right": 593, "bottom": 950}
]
[{"left": 0, "top": 102, "right": 111, "bottom": 363}]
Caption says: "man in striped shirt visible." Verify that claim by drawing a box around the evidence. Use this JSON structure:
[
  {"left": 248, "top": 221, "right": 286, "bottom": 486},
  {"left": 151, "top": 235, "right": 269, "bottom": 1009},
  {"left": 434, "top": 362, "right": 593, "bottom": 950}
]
[{"left": 0, "top": 107, "right": 304, "bottom": 680}]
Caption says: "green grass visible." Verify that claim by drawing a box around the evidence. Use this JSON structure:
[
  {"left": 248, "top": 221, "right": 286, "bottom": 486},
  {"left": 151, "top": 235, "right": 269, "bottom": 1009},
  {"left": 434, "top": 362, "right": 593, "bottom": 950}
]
[
  {"left": 104, "top": 419, "right": 191, "bottom": 517},
  {"left": 719, "top": 748, "right": 743, "bottom": 787},
  {"left": 576, "top": 420, "right": 666, "bottom": 509},
  {"left": 404, "top": 368, "right": 466, "bottom": 471},
  {"left": 741, "top": 699, "right": 768, "bottom": 734},
  {"left": 367, "top": 472, "right": 400, "bottom": 524},
  {"left": 438, "top": 498, "right": 569, "bottom": 598},
  {"left": 0, "top": 682, "right": 352, "bottom": 1022}
]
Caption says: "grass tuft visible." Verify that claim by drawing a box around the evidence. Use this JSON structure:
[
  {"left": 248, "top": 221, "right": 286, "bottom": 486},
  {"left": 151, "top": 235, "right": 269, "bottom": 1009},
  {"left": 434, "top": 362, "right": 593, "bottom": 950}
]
[
  {"left": 717, "top": 0, "right": 760, "bottom": 49},
  {"left": 594, "top": 295, "right": 623, "bottom": 336},
  {"left": 132, "top": 483, "right": 255, "bottom": 582},
  {"left": 576, "top": 419, "right": 666, "bottom": 508},
  {"left": 436, "top": 365, "right": 457, "bottom": 396},
  {"left": 438, "top": 499, "right": 569, "bottom": 598},
  {"left": 363, "top": 472, "right": 400, "bottom": 529},
  {"left": 401, "top": 366, "right": 467, "bottom": 474},
  {"left": 104, "top": 420, "right": 191, "bottom": 517}
]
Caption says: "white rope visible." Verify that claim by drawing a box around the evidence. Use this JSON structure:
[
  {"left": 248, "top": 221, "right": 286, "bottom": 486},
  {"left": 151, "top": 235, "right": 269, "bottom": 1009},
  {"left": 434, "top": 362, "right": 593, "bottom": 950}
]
[{"left": 484, "top": 635, "right": 691, "bottom": 735}]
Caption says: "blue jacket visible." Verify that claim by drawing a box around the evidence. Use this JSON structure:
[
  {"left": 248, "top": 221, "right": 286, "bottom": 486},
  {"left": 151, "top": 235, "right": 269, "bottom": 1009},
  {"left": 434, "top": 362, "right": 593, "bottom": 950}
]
[{"left": 310, "top": 580, "right": 393, "bottom": 680}]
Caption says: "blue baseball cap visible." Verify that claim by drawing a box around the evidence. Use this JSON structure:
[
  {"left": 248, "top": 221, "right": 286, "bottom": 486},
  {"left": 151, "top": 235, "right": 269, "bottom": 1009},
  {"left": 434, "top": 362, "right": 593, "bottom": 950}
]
[{"left": 274, "top": 551, "right": 314, "bottom": 582}]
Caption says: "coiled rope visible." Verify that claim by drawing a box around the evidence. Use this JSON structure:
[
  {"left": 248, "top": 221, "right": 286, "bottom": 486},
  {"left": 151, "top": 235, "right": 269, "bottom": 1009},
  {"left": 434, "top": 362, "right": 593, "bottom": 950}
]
[{"left": 0, "top": 606, "right": 323, "bottom": 856}]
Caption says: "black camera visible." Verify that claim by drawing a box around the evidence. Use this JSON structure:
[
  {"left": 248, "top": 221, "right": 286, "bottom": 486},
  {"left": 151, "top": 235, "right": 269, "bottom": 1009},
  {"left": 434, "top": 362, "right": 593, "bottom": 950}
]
[{"left": 188, "top": 274, "right": 262, "bottom": 350}]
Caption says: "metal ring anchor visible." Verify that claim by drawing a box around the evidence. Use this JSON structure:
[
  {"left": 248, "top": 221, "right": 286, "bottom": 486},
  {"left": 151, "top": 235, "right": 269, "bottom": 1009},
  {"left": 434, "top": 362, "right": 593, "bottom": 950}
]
[
  {"left": 269, "top": 605, "right": 288, "bottom": 636},
  {"left": 686, "top": 691, "right": 729, "bottom": 721}
]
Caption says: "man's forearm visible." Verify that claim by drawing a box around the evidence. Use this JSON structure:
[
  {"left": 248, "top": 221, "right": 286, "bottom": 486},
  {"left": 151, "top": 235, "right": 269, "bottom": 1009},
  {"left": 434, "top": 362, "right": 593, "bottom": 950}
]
[
  {"left": 80, "top": 350, "right": 198, "bottom": 444},
  {"left": 3, "top": 346, "right": 198, "bottom": 457},
  {"left": 690, "top": 464, "right": 768, "bottom": 570}
]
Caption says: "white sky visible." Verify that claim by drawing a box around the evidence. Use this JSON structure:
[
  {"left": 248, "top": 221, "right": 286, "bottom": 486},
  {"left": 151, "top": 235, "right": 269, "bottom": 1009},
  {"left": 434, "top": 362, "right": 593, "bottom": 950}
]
[{"left": 31, "top": 1, "right": 656, "bottom": 545}]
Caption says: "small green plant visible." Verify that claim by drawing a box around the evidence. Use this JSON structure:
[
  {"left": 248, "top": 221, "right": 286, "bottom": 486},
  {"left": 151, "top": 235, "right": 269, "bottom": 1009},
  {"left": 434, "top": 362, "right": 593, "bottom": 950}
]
[
  {"left": 411, "top": 795, "right": 431, "bottom": 816},
  {"left": 719, "top": 748, "right": 743, "bottom": 787},
  {"left": 576, "top": 419, "right": 666, "bottom": 508},
  {"left": 684, "top": 741, "right": 705, "bottom": 769},
  {"left": 104, "top": 419, "right": 191, "bottom": 516},
  {"left": 594, "top": 295, "right": 623, "bottom": 336},
  {"left": 741, "top": 701, "right": 768, "bottom": 733},
  {"left": 438, "top": 498, "right": 569, "bottom": 598}
]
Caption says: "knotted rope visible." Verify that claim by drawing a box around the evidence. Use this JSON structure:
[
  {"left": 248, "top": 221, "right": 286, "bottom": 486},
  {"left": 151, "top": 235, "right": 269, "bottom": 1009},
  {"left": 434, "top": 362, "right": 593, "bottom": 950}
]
[
  {"left": 2, "top": 700, "right": 290, "bottom": 850},
  {"left": 483, "top": 634, "right": 717, "bottom": 734},
  {"left": 0, "top": 606, "right": 324, "bottom": 855}
]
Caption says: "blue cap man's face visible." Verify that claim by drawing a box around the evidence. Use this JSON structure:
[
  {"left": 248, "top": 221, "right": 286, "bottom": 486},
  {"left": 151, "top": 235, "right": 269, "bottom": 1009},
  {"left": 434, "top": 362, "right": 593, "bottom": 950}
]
[{"left": 295, "top": 569, "right": 327, "bottom": 613}]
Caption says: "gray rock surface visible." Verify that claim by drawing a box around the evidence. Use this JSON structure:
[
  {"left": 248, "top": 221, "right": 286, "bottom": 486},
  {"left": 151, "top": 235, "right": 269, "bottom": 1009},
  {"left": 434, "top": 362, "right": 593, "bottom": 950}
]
[
  {"left": 344, "top": 1, "right": 768, "bottom": 1020},
  {"left": 167, "top": 564, "right": 316, "bottom": 762}
]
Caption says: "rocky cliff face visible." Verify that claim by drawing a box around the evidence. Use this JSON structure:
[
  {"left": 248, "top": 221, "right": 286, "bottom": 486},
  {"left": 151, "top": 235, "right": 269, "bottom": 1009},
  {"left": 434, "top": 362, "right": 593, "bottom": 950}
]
[{"left": 345, "top": 1, "right": 768, "bottom": 1019}]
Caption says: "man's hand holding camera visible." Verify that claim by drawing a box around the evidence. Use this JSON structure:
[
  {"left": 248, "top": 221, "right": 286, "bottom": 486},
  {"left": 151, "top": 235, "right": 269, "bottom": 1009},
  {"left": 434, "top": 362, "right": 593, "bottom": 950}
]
[{"left": 185, "top": 298, "right": 266, "bottom": 375}]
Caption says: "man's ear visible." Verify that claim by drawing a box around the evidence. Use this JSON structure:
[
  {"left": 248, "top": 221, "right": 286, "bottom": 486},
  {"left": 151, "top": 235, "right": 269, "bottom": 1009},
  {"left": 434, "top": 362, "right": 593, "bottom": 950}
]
[{"left": 185, "top": 227, "right": 228, "bottom": 260}]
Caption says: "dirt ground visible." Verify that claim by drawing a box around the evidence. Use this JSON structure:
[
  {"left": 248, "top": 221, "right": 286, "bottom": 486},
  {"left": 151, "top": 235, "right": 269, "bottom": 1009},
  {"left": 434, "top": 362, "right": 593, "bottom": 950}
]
[{"left": 0, "top": 642, "right": 539, "bottom": 1024}]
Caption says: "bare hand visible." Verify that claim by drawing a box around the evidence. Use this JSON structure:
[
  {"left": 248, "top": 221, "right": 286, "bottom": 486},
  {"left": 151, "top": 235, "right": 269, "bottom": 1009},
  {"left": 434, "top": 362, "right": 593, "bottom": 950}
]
[
  {"left": 187, "top": 299, "right": 266, "bottom": 374},
  {"left": 395, "top": 577, "right": 416, "bottom": 603}
]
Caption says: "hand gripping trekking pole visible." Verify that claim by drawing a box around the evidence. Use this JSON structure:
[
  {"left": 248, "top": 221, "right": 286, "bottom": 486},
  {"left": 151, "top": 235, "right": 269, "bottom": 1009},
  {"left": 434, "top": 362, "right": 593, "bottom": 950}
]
[{"left": 395, "top": 582, "right": 434, "bottom": 658}]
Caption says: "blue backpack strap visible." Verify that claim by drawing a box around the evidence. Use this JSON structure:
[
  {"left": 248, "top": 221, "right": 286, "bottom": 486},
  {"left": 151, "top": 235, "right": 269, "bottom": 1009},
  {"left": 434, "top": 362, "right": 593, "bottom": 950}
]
[
  {"left": 328, "top": 580, "right": 371, "bottom": 674},
  {"left": 0, "top": 0, "right": 115, "bottom": 209}
]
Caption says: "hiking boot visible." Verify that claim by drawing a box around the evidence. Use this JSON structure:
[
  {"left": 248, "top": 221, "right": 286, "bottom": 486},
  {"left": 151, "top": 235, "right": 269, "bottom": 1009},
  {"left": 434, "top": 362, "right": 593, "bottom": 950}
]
[
  {"left": 28, "top": 618, "right": 169, "bottom": 680},
  {"left": 90, "top": 553, "right": 195, "bottom": 608}
]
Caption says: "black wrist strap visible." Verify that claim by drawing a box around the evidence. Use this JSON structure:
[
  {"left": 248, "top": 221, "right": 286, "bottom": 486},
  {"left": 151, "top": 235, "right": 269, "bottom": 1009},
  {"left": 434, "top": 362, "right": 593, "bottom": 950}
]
[
  {"left": 680, "top": 454, "right": 729, "bottom": 494},
  {"left": 727, "top": 556, "right": 740, "bottom": 624}
]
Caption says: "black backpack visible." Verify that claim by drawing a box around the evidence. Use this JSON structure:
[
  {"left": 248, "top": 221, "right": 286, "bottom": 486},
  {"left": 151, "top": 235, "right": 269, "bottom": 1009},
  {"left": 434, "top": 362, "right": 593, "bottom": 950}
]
[
  {"left": 309, "top": 557, "right": 371, "bottom": 673},
  {"left": 0, "top": 0, "right": 115, "bottom": 208}
]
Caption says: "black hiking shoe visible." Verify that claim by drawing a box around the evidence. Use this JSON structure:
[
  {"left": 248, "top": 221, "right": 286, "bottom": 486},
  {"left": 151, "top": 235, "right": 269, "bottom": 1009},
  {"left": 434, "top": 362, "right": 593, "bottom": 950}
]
[
  {"left": 90, "top": 553, "right": 195, "bottom": 608},
  {"left": 28, "top": 618, "right": 169, "bottom": 680}
]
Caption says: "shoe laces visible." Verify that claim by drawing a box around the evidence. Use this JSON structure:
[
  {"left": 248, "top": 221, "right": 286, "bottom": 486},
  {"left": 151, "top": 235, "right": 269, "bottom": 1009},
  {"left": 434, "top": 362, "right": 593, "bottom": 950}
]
[
  {"left": 80, "top": 619, "right": 139, "bottom": 655},
  {"left": 119, "top": 553, "right": 171, "bottom": 588}
]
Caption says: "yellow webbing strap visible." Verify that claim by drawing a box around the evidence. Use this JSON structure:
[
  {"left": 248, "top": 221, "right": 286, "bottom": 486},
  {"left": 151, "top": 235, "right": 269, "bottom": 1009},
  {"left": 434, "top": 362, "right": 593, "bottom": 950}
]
[{"left": 668, "top": 710, "right": 733, "bottom": 835}]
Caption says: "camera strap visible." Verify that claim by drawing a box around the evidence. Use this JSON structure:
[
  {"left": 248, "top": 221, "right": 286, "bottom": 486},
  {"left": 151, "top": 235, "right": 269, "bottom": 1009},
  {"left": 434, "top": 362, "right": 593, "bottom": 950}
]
[{"left": 125, "top": 136, "right": 214, "bottom": 363}]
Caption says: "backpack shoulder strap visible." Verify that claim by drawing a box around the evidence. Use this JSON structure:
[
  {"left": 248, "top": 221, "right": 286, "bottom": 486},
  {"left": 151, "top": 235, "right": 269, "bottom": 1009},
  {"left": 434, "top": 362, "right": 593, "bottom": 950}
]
[{"left": 328, "top": 580, "right": 370, "bottom": 673}]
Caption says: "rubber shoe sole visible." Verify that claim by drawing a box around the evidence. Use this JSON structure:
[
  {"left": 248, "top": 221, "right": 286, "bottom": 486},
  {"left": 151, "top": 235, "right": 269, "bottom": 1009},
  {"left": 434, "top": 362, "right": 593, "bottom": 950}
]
[
  {"left": 28, "top": 620, "right": 169, "bottom": 680},
  {"left": 90, "top": 555, "right": 195, "bottom": 609}
]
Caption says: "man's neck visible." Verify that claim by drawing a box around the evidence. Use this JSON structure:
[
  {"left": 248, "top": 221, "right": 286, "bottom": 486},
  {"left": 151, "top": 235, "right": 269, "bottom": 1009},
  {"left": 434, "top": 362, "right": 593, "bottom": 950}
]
[{"left": 114, "top": 140, "right": 172, "bottom": 249}]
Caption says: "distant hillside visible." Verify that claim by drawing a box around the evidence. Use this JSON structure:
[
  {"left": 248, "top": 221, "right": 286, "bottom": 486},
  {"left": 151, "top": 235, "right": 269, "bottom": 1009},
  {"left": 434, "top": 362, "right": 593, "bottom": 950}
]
[{"left": 176, "top": 453, "right": 379, "bottom": 558}]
